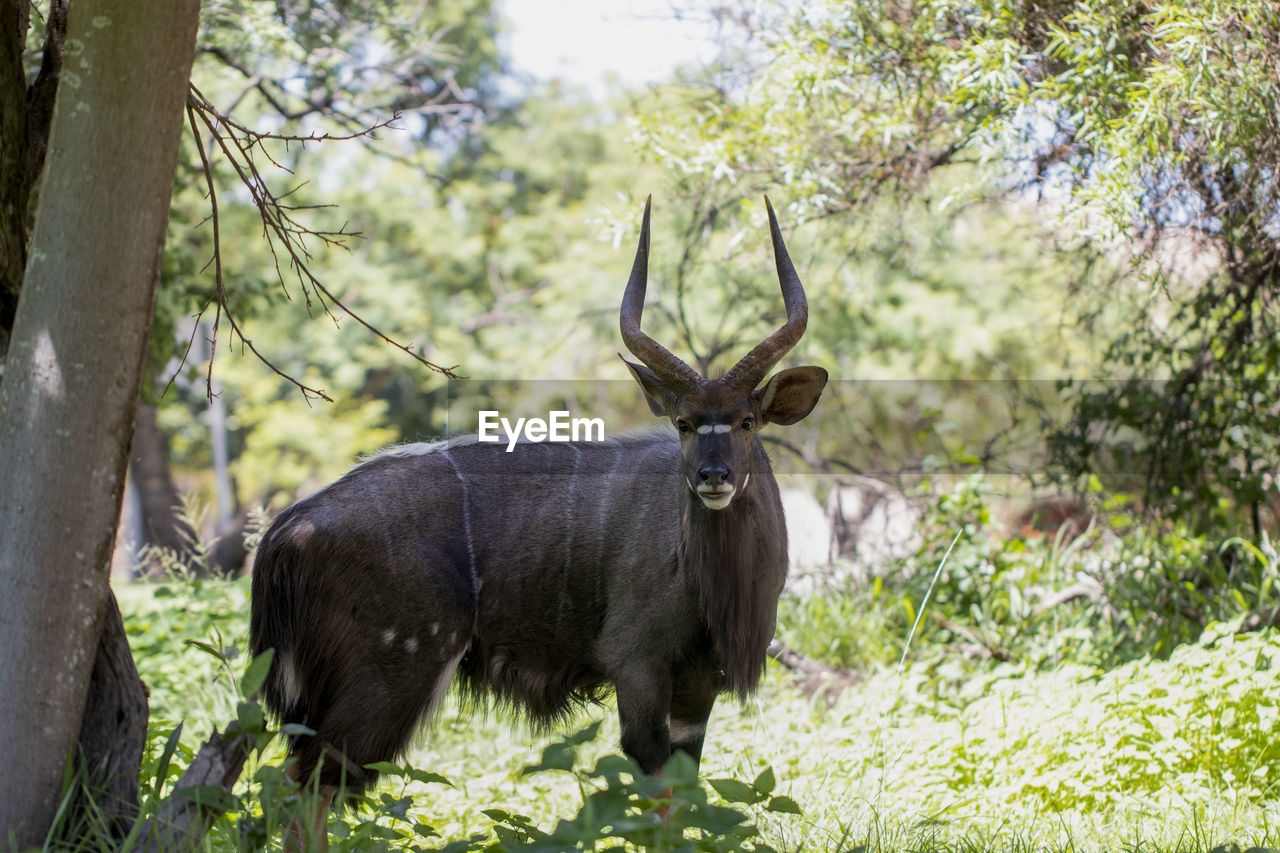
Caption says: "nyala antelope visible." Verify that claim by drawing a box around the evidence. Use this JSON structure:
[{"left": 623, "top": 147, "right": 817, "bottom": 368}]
[{"left": 249, "top": 196, "right": 827, "bottom": 846}]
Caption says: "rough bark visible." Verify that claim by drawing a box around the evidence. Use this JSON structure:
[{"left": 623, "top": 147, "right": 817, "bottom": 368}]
[
  {"left": 74, "top": 593, "right": 149, "bottom": 840},
  {"left": 0, "top": 0, "right": 66, "bottom": 359},
  {"left": 0, "top": 0, "right": 201, "bottom": 844},
  {"left": 0, "top": 0, "right": 28, "bottom": 352}
]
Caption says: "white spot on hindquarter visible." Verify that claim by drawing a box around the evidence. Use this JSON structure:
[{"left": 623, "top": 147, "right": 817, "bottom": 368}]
[
  {"left": 430, "top": 622, "right": 440, "bottom": 636},
  {"left": 287, "top": 518, "right": 315, "bottom": 546},
  {"left": 696, "top": 424, "right": 733, "bottom": 435},
  {"left": 382, "top": 629, "right": 397, "bottom": 646},
  {"left": 405, "top": 636, "right": 419, "bottom": 654}
]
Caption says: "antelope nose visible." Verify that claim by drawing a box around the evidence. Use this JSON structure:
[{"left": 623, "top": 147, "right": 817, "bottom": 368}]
[{"left": 698, "top": 465, "right": 730, "bottom": 487}]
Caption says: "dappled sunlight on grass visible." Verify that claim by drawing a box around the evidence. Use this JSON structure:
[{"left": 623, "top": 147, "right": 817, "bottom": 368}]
[{"left": 119, "top": 570, "right": 1280, "bottom": 852}]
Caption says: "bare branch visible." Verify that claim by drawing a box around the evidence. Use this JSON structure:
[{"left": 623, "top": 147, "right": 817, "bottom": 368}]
[
  {"left": 184, "top": 97, "right": 334, "bottom": 402},
  {"left": 767, "top": 639, "right": 862, "bottom": 703},
  {"left": 177, "top": 84, "right": 460, "bottom": 398},
  {"left": 134, "top": 722, "right": 253, "bottom": 852}
]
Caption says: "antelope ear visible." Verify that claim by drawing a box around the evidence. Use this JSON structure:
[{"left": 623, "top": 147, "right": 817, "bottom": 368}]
[
  {"left": 621, "top": 356, "right": 676, "bottom": 417},
  {"left": 753, "top": 366, "right": 828, "bottom": 426}
]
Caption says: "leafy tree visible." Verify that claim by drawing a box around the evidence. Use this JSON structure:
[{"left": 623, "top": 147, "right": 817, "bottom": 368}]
[
  {"left": 0, "top": 0, "right": 201, "bottom": 843},
  {"left": 0, "top": 0, "right": 503, "bottom": 842},
  {"left": 161, "top": 88, "right": 686, "bottom": 516},
  {"left": 108, "top": 0, "right": 501, "bottom": 572},
  {"left": 639, "top": 0, "right": 1280, "bottom": 529}
]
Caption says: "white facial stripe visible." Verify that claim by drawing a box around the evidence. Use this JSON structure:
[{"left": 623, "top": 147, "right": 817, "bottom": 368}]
[
  {"left": 695, "top": 424, "right": 733, "bottom": 435},
  {"left": 742, "top": 473, "right": 750, "bottom": 492}
]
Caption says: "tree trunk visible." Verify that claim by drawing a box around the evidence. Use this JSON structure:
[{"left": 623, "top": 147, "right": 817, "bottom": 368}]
[
  {"left": 0, "top": 0, "right": 29, "bottom": 354},
  {"left": 0, "top": 0, "right": 201, "bottom": 844},
  {"left": 130, "top": 403, "right": 201, "bottom": 575},
  {"left": 1, "top": 0, "right": 66, "bottom": 361},
  {"left": 75, "top": 593, "right": 149, "bottom": 838}
]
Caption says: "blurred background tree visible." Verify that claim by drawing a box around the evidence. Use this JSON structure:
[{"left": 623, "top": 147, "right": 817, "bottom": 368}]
[
  {"left": 8, "top": 0, "right": 1280, "bottom": 844},
  {"left": 632, "top": 0, "right": 1280, "bottom": 533},
  {"left": 12, "top": 0, "right": 1271, "bottom": 580}
]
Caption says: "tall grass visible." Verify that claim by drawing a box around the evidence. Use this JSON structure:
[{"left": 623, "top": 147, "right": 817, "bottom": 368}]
[{"left": 102, "top": 480, "right": 1280, "bottom": 851}]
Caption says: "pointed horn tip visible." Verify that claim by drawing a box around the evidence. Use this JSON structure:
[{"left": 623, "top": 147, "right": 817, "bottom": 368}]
[{"left": 764, "top": 195, "right": 782, "bottom": 229}]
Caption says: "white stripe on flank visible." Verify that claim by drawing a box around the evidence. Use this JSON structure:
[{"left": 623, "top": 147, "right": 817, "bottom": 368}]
[
  {"left": 442, "top": 451, "right": 481, "bottom": 634},
  {"left": 565, "top": 444, "right": 581, "bottom": 570},
  {"left": 695, "top": 424, "right": 733, "bottom": 435},
  {"left": 424, "top": 647, "right": 468, "bottom": 719}
]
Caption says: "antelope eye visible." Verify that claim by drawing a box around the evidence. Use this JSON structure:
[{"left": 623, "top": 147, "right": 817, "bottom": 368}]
[
  {"left": 676, "top": 419, "right": 691, "bottom": 434},
  {"left": 740, "top": 417, "right": 754, "bottom": 431}
]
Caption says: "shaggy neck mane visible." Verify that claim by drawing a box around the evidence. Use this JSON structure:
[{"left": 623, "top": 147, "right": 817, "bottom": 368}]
[{"left": 679, "top": 482, "right": 779, "bottom": 698}]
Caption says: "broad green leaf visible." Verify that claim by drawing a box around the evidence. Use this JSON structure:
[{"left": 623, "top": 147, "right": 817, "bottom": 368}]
[
  {"left": 766, "top": 795, "right": 802, "bottom": 815},
  {"left": 709, "top": 777, "right": 760, "bottom": 804},
  {"left": 240, "top": 649, "right": 274, "bottom": 697},
  {"left": 753, "top": 765, "right": 776, "bottom": 796}
]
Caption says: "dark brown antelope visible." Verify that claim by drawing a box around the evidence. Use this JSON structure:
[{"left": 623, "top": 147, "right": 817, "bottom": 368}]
[{"left": 249, "top": 196, "right": 827, "bottom": 844}]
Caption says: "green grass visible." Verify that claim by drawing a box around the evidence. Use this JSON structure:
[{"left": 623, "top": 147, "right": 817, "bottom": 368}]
[{"left": 114, "top": 566, "right": 1280, "bottom": 852}]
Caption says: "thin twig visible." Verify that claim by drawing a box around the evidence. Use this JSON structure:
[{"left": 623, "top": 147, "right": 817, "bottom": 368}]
[
  {"left": 180, "top": 84, "right": 459, "bottom": 394},
  {"left": 185, "top": 97, "right": 334, "bottom": 402}
]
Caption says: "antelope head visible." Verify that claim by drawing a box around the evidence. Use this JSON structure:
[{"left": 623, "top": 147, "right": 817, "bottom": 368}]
[{"left": 620, "top": 197, "right": 828, "bottom": 511}]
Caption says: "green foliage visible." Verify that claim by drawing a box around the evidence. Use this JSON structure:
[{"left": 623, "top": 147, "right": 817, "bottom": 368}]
[
  {"left": 143, "top": 0, "right": 509, "bottom": 510},
  {"left": 115, "top": 561, "right": 1280, "bottom": 853},
  {"left": 154, "top": 84, "right": 680, "bottom": 511},
  {"left": 81, "top": 2, "right": 1280, "bottom": 846},
  {"left": 117, "top": 575, "right": 793, "bottom": 852},
  {"left": 194, "top": 0, "right": 502, "bottom": 135},
  {"left": 770, "top": 624, "right": 1280, "bottom": 846},
  {"left": 120, "top": 578, "right": 252, "bottom": 737},
  {"left": 1051, "top": 290, "right": 1280, "bottom": 532},
  {"left": 781, "top": 476, "right": 1280, "bottom": 674},
  {"left": 636, "top": 0, "right": 1280, "bottom": 529}
]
